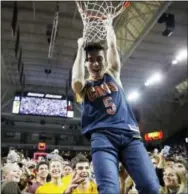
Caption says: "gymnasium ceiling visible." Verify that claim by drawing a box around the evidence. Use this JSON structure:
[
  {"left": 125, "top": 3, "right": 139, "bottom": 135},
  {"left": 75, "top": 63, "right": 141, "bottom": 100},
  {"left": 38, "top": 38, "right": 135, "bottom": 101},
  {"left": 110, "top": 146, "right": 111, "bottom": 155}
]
[{"left": 1, "top": 1, "right": 188, "bottom": 137}]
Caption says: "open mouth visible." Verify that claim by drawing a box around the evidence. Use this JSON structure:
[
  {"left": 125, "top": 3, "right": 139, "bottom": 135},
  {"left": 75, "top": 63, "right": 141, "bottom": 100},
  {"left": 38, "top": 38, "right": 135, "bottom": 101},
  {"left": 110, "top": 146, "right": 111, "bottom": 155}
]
[
  {"left": 93, "top": 69, "right": 100, "bottom": 73},
  {"left": 52, "top": 170, "right": 60, "bottom": 174},
  {"left": 14, "top": 176, "right": 20, "bottom": 181},
  {"left": 164, "top": 179, "right": 172, "bottom": 184},
  {"left": 80, "top": 172, "right": 89, "bottom": 178}
]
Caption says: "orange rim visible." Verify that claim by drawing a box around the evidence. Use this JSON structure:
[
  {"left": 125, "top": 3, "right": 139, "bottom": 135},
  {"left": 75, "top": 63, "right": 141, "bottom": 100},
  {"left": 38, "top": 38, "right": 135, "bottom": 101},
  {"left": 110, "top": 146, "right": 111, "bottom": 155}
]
[{"left": 124, "top": 1, "right": 131, "bottom": 8}]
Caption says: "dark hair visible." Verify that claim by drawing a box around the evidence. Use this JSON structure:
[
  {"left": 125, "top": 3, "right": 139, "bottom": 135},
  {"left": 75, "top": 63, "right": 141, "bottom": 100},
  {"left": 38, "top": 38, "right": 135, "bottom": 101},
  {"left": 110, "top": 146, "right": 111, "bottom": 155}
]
[
  {"left": 71, "top": 154, "right": 89, "bottom": 169},
  {"left": 36, "top": 161, "right": 49, "bottom": 171},
  {"left": 63, "top": 164, "right": 72, "bottom": 169},
  {"left": 63, "top": 159, "right": 71, "bottom": 164},
  {"left": 84, "top": 43, "right": 105, "bottom": 61},
  {"left": 84, "top": 43, "right": 104, "bottom": 52}
]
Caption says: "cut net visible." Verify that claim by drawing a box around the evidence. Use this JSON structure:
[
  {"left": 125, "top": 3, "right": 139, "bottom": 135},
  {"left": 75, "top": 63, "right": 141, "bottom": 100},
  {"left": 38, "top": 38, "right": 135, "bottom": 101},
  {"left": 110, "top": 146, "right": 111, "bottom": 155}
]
[{"left": 76, "top": 1, "right": 130, "bottom": 43}]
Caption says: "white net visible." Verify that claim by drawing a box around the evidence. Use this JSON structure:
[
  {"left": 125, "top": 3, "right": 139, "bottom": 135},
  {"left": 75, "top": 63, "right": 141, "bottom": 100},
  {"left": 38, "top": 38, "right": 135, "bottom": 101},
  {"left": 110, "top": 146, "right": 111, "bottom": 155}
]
[{"left": 76, "top": 1, "right": 130, "bottom": 43}]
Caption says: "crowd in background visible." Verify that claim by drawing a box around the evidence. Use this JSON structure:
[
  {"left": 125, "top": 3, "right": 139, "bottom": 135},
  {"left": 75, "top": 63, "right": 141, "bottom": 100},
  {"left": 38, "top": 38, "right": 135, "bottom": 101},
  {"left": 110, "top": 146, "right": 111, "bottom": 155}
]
[{"left": 1, "top": 143, "right": 187, "bottom": 194}]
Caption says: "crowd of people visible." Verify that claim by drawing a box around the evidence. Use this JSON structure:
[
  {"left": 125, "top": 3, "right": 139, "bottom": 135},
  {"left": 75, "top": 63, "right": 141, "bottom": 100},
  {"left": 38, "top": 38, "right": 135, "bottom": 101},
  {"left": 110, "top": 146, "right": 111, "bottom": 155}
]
[{"left": 1, "top": 144, "right": 187, "bottom": 194}]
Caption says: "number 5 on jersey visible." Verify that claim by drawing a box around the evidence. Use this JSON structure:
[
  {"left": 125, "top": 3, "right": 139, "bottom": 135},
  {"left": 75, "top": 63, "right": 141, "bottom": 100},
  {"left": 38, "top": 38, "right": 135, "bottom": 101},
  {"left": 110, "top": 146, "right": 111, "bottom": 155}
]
[{"left": 103, "top": 96, "right": 116, "bottom": 115}]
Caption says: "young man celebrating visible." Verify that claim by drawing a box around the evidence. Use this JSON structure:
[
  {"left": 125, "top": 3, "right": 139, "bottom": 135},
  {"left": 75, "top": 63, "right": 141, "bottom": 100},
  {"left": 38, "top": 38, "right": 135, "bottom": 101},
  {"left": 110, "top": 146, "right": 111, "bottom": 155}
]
[
  {"left": 72, "top": 23, "right": 160, "bottom": 194},
  {"left": 67, "top": 154, "right": 98, "bottom": 194},
  {"left": 27, "top": 161, "right": 49, "bottom": 194},
  {"left": 36, "top": 159, "right": 84, "bottom": 194},
  {"left": 35, "top": 159, "right": 66, "bottom": 194}
]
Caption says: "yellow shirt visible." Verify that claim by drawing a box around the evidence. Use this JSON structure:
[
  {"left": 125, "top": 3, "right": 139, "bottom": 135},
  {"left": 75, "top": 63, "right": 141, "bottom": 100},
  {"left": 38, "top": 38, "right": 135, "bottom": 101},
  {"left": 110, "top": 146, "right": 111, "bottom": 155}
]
[
  {"left": 72, "top": 181, "right": 98, "bottom": 194},
  {"left": 35, "top": 182, "right": 66, "bottom": 194},
  {"left": 61, "top": 174, "right": 72, "bottom": 186}
]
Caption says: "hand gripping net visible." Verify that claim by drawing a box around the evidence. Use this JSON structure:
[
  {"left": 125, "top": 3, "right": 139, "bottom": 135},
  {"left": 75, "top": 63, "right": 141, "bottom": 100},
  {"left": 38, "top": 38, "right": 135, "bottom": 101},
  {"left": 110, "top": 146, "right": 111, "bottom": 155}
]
[{"left": 76, "top": 1, "right": 130, "bottom": 43}]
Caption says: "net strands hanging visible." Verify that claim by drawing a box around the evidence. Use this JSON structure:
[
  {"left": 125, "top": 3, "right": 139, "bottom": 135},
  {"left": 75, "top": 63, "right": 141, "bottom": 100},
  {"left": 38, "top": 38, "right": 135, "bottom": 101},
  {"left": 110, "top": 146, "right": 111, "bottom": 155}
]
[{"left": 76, "top": 1, "right": 130, "bottom": 43}]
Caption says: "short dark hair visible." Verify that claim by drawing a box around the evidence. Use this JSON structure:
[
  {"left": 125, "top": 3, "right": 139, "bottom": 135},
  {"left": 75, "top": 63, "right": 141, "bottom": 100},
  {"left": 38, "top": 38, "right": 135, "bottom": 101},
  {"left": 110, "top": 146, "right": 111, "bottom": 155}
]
[
  {"left": 84, "top": 43, "right": 105, "bottom": 61},
  {"left": 84, "top": 43, "right": 104, "bottom": 52},
  {"left": 71, "top": 154, "right": 89, "bottom": 169},
  {"left": 63, "top": 164, "right": 72, "bottom": 169},
  {"left": 36, "top": 161, "right": 49, "bottom": 171}
]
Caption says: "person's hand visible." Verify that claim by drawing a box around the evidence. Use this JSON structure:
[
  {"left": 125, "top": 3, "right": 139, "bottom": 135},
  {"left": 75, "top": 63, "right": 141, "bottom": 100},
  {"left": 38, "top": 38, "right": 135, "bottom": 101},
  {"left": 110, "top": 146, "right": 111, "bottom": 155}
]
[
  {"left": 128, "top": 189, "right": 138, "bottom": 194},
  {"left": 77, "top": 37, "right": 85, "bottom": 48},
  {"left": 104, "top": 19, "right": 116, "bottom": 47},
  {"left": 159, "top": 150, "right": 165, "bottom": 160},
  {"left": 128, "top": 183, "right": 138, "bottom": 194},
  {"left": 119, "top": 163, "right": 128, "bottom": 180},
  {"left": 64, "top": 172, "right": 85, "bottom": 194}
]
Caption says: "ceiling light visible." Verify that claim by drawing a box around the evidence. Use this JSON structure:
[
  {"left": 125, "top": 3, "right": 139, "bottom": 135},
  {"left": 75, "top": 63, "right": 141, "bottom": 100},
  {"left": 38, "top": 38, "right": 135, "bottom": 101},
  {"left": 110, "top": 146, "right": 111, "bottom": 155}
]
[
  {"left": 145, "top": 72, "right": 163, "bottom": 87},
  {"left": 176, "top": 49, "right": 187, "bottom": 62},
  {"left": 172, "top": 59, "right": 178, "bottom": 65},
  {"left": 127, "top": 91, "right": 140, "bottom": 102},
  {"left": 45, "top": 94, "right": 62, "bottom": 99}
]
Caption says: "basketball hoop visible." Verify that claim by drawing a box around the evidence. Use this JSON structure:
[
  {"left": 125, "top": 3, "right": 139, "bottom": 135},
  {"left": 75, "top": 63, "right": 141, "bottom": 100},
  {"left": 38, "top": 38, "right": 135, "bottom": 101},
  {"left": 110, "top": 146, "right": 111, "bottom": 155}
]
[{"left": 76, "top": 1, "right": 130, "bottom": 43}]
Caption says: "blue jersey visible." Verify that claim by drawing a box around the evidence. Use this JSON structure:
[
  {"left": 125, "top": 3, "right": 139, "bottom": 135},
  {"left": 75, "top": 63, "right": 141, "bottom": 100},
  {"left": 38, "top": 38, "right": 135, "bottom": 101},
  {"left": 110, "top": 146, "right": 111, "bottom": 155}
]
[{"left": 81, "top": 73, "right": 140, "bottom": 136}]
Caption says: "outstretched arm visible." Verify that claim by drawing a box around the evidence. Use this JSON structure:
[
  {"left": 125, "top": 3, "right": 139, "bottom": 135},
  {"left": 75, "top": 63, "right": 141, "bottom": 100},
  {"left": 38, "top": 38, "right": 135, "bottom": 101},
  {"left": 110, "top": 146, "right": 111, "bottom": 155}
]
[
  {"left": 106, "top": 25, "right": 121, "bottom": 77},
  {"left": 72, "top": 38, "right": 86, "bottom": 94}
]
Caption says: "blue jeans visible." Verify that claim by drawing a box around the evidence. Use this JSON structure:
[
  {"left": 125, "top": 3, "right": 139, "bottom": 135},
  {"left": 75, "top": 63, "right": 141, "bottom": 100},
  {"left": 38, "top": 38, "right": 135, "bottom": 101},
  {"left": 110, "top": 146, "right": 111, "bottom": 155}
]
[{"left": 91, "top": 129, "right": 160, "bottom": 194}]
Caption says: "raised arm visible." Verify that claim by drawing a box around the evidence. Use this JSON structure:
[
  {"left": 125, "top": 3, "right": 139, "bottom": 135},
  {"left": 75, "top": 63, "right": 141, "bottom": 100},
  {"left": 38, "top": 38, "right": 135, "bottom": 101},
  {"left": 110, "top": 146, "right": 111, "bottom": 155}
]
[
  {"left": 106, "top": 25, "right": 121, "bottom": 77},
  {"left": 71, "top": 38, "right": 86, "bottom": 94}
]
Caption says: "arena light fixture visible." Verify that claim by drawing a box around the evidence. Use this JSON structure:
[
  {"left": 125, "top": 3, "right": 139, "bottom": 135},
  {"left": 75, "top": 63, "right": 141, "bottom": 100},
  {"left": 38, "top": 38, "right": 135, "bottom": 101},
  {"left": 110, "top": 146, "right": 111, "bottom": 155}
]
[
  {"left": 175, "top": 49, "right": 187, "bottom": 62},
  {"left": 127, "top": 90, "right": 140, "bottom": 102},
  {"left": 27, "top": 92, "right": 44, "bottom": 97},
  {"left": 144, "top": 72, "right": 163, "bottom": 87},
  {"left": 172, "top": 59, "right": 178, "bottom": 65},
  {"left": 45, "top": 94, "right": 62, "bottom": 99}
]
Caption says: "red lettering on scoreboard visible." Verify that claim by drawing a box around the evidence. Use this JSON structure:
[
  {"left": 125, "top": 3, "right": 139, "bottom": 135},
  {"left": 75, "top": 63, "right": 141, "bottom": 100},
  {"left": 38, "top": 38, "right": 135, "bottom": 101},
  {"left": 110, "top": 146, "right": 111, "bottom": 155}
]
[
  {"left": 38, "top": 142, "right": 46, "bottom": 150},
  {"left": 144, "top": 131, "right": 163, "bottom": 141}
]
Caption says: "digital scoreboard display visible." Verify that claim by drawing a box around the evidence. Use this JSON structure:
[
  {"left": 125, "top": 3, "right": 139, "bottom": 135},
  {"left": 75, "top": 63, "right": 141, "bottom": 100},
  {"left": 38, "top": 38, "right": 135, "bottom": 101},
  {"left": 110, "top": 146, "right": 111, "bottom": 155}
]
[{"left": 12, "top": 92, "right": 74, "bottom": 118}]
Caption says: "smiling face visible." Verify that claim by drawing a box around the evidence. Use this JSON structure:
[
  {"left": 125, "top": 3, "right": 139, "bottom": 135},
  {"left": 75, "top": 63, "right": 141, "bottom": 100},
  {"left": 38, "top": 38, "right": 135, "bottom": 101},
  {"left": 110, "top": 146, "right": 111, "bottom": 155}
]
[
  {"left": 63, "top": 165, "right": 73, "bottom": 176},
  {"left": 37, "top": 164, "right": 49, "bottom": 179},
  {"left": 75, "top": 162, "right": 90, "bottom": 182},
  {"left": 85, "top": 50, "right": 106, "bottom": 80},
  {"left": 5, "top": 163, "right": 22, "bottom": 182},
  {"left": 163, "top": 167, "right": 179, "bottom": 188},
  {"left": 50, "top": 160, "right": 62, "bottom": 179}
]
